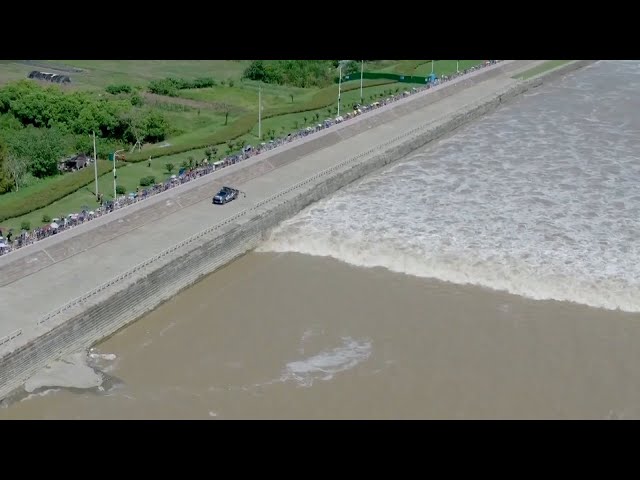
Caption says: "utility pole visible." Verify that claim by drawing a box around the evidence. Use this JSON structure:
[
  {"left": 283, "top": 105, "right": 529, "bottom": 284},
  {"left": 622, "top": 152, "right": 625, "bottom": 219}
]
[
  {"left": 337, "top": 63, "right": 342, "bottom": 117},
  {"left": 92, "top": 131, "right": 98, "bottom": 198},
  {"left": 258, "top": 85, "right": 262, "bottom": 140},
  {"left": 111, "top": 149, "right": 124, "bottom": 200},
  {"left": 360, "top": 60, "right": 364, "bottom": 103}
]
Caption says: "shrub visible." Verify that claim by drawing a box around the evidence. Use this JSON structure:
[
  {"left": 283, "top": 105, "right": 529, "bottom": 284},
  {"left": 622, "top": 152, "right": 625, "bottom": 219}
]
[
  {"left": 0, "top": 160, "right": 113, "bottom": 222},
  {"left": 165, "top": 163, "right": 174, "bottom": 174},
  {"left": 130, "top": 93, "right": 144, "bottom": 106},
  {"left": 139, "top": 176, "right": 156, "bottom": 187},
  {"left": 115, "top": 185, "right": 126, "bottom": 195},
  {"left": 106, "top": 84, "right": 133, "bottom": 95},
  {"left": 147, "top": 77, "right": 217, "bottom": 96},
  {"left": 20, "top": 220, "right": 30, "bottom": 231},
  {"left": 42, "top": 214, "right": 51, "bottom": 223}
]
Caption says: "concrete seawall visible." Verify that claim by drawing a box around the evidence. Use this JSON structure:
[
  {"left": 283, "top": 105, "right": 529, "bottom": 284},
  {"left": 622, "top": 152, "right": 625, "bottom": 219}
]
[{"left": 0, "top": 60, "right": 596, "bottom": 400}]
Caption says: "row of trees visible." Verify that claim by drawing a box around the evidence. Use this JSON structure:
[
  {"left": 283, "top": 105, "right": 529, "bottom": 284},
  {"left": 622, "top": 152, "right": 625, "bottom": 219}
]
[
  {"left": 0, "top": 81, "right": 174, "bottom": 194},
  {"left": 243, "top": 60, "right": 337, "bottom": 88},
  {"left": 0, "top": 81, "right": 170, "bottom": 145}
]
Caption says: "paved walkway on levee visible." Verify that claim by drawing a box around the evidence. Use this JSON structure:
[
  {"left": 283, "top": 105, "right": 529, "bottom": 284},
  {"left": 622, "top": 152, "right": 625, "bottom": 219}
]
[{"left": 0, "top": 61, "right": 535, "bottom": 339}]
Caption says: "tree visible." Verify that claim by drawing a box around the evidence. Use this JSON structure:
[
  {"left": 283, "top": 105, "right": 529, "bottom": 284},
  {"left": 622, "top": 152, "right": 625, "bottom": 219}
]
[
  {"left": 42, "top": 214, "right": 51, "bottom": 223},
  {"left": 122, "top": 108, "right": 145, "bottom": 148},
  {"left": 228, "top": 79, "right": 235, "bottom": 88},
  {"left": 4, "top": 154, "right": 28, "bottom": 191},
  {"left": 243, "top": 60, "right": 267, "bottom": 82},
  {"left": 290, "top": 94, "right": 294, "bottom": 103},
  {"left": 0, "top": 139, "right": 14, "bottom": 193},
  {"left": 20, "top": 220, "right": 30, "bottom": 231},
  {"left": 6, "top": 126, "right": 65, "bottom": 179},
  {"left": 303, "top": 116, "right": 307, "bottom": 125},
  {"left": 165, "top": 162, "right": 174, "bottom": 174},
  {"left": 142, "top": 110, "right": 168, "bottom": 143},
  {"left": 227, "top": 141, "right": 234, "bottom": 154},
  {"left": 204, "top": 146, "right": 218, "bottom": 161},
  {"left": 242, "top": 60, "right": 334, "bottom": 88},
  {"left": 116, "top": 185, "right": 126, "bottom": 195},
  {"left": 224, "top": 108, "right": 230, "bottom": 126},
  {"left": 343, "top": 60, "right": 360, "bottom": 76}
]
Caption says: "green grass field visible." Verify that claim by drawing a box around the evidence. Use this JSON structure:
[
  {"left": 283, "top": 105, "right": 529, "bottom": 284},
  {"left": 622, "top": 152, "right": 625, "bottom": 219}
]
[
  {"left": 513, "top": 60, "right": 572, "bottom": 80},
  {"left": 14, "top": 60, "right": 251, "bottom": 90},
  {"left": 0, "top": 60, "right": 485, "bottom": 226},
  {"left": 413, "top": 60, "right": 484, "bottom": 76},
  {"left": 178, "top": 81, "right": 317, "bottom": 111}
]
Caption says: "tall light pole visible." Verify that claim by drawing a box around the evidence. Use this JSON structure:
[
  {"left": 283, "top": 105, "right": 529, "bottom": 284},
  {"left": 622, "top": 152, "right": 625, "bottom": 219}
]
[
  {"left": 258, "top": 85, "right": 262, "bottom": 140},
  {"left": 431, "top": 60, "right": 435, "bottom": 75},
  {"left": 360, "top": 60, "right": 364, "bottom": 103},
  {"left": 111, "top": 149, "right": 124, "bottom": 200},
  {"left": 92, "top": 131, "right": 98, "bottom": 198},
  {"left": 457, "top": 60, "right": 459, "bottom": 73},
  {"left": 337, "top": 63, "right": 342, "bottom": 117}
]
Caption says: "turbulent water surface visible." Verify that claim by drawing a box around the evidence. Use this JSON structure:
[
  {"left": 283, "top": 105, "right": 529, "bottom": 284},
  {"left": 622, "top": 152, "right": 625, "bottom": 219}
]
[{"left": 260, "top": 60, "right": 640, "bottom": 312}]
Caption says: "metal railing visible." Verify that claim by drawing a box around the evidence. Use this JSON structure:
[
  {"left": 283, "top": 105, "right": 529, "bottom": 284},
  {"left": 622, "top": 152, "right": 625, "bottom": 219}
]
[{"left": 0, "top": 329, "right": 22, "bottom": 348}]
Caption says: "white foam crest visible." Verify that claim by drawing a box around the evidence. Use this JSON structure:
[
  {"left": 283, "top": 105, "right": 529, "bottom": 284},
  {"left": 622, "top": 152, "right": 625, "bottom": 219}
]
[
  {"left": 259, "top": 61, "right": 640, "bottom": 313},
  {"left": 89, "top": 353, "right": 117, "bottom": 361},
  {"left": 281, "top": 337, "right": 372, "bottom": 387},
  {"left": 20, "top": 388, "right": 60, "bottom": 403},
  {"left": 88, "top": 350, "right": 119, "bottom": 373}
]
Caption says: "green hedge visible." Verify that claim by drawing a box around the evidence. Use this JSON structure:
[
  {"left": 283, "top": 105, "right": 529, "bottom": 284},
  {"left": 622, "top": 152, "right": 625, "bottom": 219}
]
[
  {"left": 0, "top": 160, "right": 112, "bottom": 222},
  {"left": 125, "top": 78, "right": 395, "bottom": 162},
  {"left": 341, "top": 71, "right": 430, "bottom": 84}
]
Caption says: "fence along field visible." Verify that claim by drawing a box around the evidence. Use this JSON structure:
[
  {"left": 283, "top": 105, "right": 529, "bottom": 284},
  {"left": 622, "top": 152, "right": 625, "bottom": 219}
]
[{"left": 0, "top": 60, "right": 483, "bottom": 231}]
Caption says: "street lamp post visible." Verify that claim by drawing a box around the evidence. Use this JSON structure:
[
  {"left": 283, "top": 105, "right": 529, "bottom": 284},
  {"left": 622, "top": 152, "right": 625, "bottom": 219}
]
[
  {"left": 258, "top": 85, "right": 262, "bottom": 140},
  {"left": 337, "top": 63, "right": 342, "bottom": 117},
  {"left": 111, "top": 149, "right": 125, "bottom": 200},
  {"left": 92, "top": 131, "right": 98, "bottom": 198},
  {"left": 360, "top": 60, "right": 364, "bottom": 103}
]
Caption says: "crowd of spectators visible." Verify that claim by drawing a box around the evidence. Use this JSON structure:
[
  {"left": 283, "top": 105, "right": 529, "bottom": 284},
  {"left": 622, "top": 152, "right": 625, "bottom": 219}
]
[{"left": 0, "top": 61, "right": 500, "bottom": 257}]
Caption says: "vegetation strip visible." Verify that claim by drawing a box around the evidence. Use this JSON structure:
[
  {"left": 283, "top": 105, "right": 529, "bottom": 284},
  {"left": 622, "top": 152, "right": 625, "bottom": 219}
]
[{"left": 0, "top": 60, "right": 484, "bottom": 228}]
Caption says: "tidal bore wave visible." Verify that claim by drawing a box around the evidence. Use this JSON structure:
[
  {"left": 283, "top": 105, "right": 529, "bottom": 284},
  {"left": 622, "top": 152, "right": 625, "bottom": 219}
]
[{"left": 259, "top": 61, "right": 640, "bottom": 313}]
